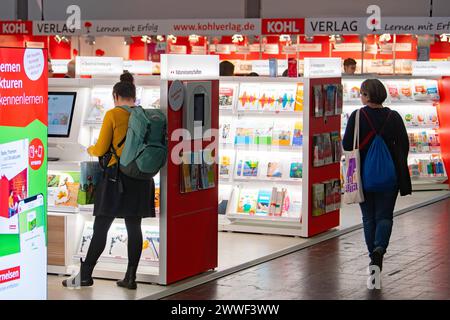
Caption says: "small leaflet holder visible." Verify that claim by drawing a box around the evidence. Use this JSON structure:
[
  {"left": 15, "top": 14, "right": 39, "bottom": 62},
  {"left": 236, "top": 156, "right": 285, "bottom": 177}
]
[{"left": 183, "top": 81, "right": 212, "bottom": 140}]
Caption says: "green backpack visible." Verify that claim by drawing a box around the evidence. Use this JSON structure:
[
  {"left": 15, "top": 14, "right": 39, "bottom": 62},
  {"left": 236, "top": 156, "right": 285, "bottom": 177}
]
[{"left": 117, "top": 105, "right": 168, "bottom": 180}]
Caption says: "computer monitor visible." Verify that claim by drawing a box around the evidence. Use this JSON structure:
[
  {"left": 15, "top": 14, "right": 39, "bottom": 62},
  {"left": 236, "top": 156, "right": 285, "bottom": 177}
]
[{"left": 48, "top": 92, "right": 77, "bottom": 138}]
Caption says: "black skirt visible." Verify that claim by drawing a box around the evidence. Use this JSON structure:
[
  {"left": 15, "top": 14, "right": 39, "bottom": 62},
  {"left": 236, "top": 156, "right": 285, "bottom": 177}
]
[{"left": 93, "top": 165, "right": 155, "bottom": 218}]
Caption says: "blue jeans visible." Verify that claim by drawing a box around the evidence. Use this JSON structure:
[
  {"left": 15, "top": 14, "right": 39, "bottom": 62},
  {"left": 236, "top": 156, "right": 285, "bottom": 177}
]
[{"left": 359, "top": 190, "right": 398, "bottom": 257}]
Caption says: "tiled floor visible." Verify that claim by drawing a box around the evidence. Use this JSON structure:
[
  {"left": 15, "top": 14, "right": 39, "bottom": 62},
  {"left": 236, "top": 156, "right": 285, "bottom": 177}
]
[{"left": 164, "top": 199, "right": 450, "bottom": 300}]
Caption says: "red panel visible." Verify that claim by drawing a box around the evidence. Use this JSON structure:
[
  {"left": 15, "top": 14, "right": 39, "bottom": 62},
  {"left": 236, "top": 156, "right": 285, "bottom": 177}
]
[
  {"left": 0, "top": 47, "right": 48, "bottom": 127},
  {"left": 437, "top": 77, "right": 450, "bottom": 187},
  {"left": 0, "top": 176, "right": 8, "bottom": 218},
  {"left": 49, "top": 36, "right": 71, "bottom": 59},
  {"left": 431, "top": 41, "right": 450, "bottom": 60},
  {"left": 307, "top": 77, "right": 341, "bottom": 237},
  {"left": 129, "top": 37, "right": 146, "bottom": 60},
  {"left": 166, "top": 80, "right": 219, "bottom": 284}
]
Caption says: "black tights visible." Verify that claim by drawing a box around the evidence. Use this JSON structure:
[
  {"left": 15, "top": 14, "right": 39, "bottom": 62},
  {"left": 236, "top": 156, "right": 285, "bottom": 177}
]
[{"left": 84, "top": 216, "right": 143, "bottom": 268}]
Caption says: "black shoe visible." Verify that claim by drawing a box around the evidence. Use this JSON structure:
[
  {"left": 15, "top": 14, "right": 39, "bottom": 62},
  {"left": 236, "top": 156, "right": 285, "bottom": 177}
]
[
  {"left": 117, "top": 266, "right": 138, "bottom": 290},
  {"left": 371, "top": 247, "right": 384, "bottom": 272},
  {"left": 62, "top": 258, "right": 95, "bottom": 288}
]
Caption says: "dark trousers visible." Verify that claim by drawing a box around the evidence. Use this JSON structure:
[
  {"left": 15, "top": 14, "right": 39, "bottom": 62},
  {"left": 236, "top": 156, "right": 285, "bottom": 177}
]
[
  {"left": 84, "top": 216, "right": 143, "bottom": 268},
  {"left": 359, "top": 190, "right": 398, "bottom": 257}
]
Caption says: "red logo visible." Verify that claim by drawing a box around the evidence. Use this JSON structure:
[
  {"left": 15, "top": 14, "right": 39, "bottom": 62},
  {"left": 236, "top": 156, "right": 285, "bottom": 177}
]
[
  {"left": 0, "top": 21, "right": 32, "bottom": 35},
  {"left": 29, "top": 138, "right": 45, "bottom": 170},
  {"left": 262, "top": 19, "right": 304, "bottom": 35},
  {"left": 0, "top": 266, "right": 20, "bottom": 284}
]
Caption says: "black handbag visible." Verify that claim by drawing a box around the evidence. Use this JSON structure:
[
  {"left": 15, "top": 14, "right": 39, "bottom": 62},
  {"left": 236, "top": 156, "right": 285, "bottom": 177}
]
[{"left": 98, "top": 136, "right": 126, "bottom": 193}]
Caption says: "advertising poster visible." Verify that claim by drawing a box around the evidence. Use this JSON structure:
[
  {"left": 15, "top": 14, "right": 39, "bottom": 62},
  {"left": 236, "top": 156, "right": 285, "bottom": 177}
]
[{"left": 0, "top": 47, "right": 48, "bottom": 300}]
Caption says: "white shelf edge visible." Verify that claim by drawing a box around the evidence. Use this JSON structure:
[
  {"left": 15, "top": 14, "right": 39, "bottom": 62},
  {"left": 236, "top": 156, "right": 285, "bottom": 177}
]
[
  {"left": 227, "top": 213, "right": 301, "bottom": 224},
  {"left": 231, "top": 177, "right": 302, "bottom": 184}
]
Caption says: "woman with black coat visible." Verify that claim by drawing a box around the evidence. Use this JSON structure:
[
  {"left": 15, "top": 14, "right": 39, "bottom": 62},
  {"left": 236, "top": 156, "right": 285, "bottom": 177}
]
[{"left": 343, "top": 79, "right": 411, "bottom": 272}]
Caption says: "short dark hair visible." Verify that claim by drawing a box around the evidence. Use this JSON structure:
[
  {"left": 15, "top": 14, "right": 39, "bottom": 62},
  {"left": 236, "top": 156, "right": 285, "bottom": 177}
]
[
  {"left": 360, "top": 79, "right": 387, "bottom": 104},
  {"left": 248, "top": 72, "right": 259, "bottom": 77},
  {"left": 343, "top": 58, "right": 357, "bottom": 66},
  {"left": 219, "top": 61, "right": 235, "bottom": 76},
  {"left": 113, "top": 72, "right": 136, "bottom": 100}
]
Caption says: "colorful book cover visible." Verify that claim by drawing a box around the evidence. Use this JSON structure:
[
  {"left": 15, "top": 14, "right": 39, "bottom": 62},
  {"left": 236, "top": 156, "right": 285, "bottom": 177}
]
[
  {"left": 78, "top": 162, "right": 102, "bottom": 205},
  {"left": 142, "top": 227, "right": 160, "bottom": 261},
  {"left": 237, "top": 189, "right": 258, "bottom": 214},
  {"left": 236, "top": 160, "right": 243, "bottom": 177},
  {"left": 312, "top": 184, "right": 325, "bottom": 217},
  {"left": 181, "top": 152, "right": 192, "bottom": 193},
  {"left": 243, "top": 160, "right": 259, "bottom": 177},
  {"left": 289, "top": 162, "right": 302, "bottom": 179},
  {"left": 324, "top": 84, "right": 336, "bottom": 116},
  {"left": 238, "top": 83, "right": 260, "bottom": 110},
  {"left": 258, "top": 85, "right": 278, "bottom": 111},
  {"left": 272, "top": 123, "right": 292, "bottom": 146},
  {"left": 219, "top": 84, "right": 237, "bottom": 110},
  {"left": 219, "top": 120, "right": 233, "bottom": 144},
  {"left": 275, "top": 85, "right": 296, "bottom": 112},
  {"left": 234, "top": 121, "right": 254, "bottom": 145},
  {"left": 267, "top": 162, "right": 283, "bottom": 178},
  {"left": 313, "top": 85, "right": 324, "bottom": 117},
  {"left": 190, "top": 152, "right": 201, "bottom": 191},
  {"left": 47, "top": 171, "right": 80, "bottom": 208},
  {"left": 256, "top": 189, "right": 272, "bottom": 215},
  {"left": 295, "top": 83, "right": 304, "bottom": 112},
  {"left": 220, "top": 156, "right": 231, "bottom": 178},
  {"left": 292, "top": 121, "right": 303, "bottom": 147},
  {"left": 254, "top": 122, "right": 273, "bottom": 145},
  {"left": 87, "top": 87, "right": 115, "bottom": 122}
]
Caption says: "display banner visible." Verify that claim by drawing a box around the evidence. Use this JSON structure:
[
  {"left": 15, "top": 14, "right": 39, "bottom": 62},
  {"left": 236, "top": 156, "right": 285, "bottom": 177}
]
[
  {"left": 303, "top": 57, "right": 341, "bottom": 78},
  {"left": 412, "top": 61, "right": 450, "bottom": 76},
  {"left": 75, "top": 56, "right": 123, "bottom": 77},
  {"left": 0, "top": 47, "right": 48, "bottom": 300},
  {"left": 160, "top": 54, "right": 219, "bottom": 80}
]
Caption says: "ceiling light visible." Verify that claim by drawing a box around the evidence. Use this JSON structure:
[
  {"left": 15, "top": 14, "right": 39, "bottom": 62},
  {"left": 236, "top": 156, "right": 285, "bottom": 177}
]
[
  {"left": 232, "top": 34, "right": 244, "bottom": 43},
  {"left": 167, "top": 35, "right": 177, "bottom": 43}
]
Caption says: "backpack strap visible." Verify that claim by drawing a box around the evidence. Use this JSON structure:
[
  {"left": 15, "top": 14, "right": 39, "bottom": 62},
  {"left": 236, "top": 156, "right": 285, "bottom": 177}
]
[{"left": 359, "top": 108, "right": 393, "bottom": 150}]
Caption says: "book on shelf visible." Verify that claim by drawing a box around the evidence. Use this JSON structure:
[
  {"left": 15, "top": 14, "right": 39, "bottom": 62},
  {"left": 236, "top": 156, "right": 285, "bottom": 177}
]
[
  {"left": 237, "top": 189, "right": 258, "bottom": 214},
  {"left": 219, "top": 155, "right": 232, "bottom": 178},
  {"left": 238, "top": 83, "right": 260, "bottom": 111},
  {"left": 324, "top": 84, "right": 336, "bottom": 116},
  {"left": 219, "top": 83, "right": 238, "bottom": 110},
  {"left": 289, "top": 162, "right": 302, "bottom": 179},
  {"left": 269, "top": 58, "right": 277, "bottom": 78},
  {"left": 243, "top": 159, "right": 259, "bottom": 177},
  {"left": 256, "top": 189, "right": 272, "bottom": 215},
  {"left": 313, "top": 85, "right": 324, "bottom": 117},
  {"left": 272, "top": 123, "right": 292, "bottom": 146},
  {"left": 292, "top": 121, "right": 303, "bottom": 147},
  {"left": 219, "top": 120, "right": 233, "bottom": 144},
  {"left": 295, "top": 83, "right": 304, "bottom": 112},
  {"left": 234, "top": 121, "right": 254, "bottom": 145},
  {"left": 267, "top": 162, "right": 283, "bottom": 178},
  {"left": 332, "top": 179, "right": 341, "bottom": 211},
  {"left": 254, "top": 122, "right": 274, "bottom": 145}
]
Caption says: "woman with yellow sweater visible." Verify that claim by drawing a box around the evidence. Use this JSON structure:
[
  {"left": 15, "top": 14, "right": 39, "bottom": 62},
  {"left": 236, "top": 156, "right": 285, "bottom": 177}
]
[{"left": 62, "top": 73, "right": 155, "bottom": 290}]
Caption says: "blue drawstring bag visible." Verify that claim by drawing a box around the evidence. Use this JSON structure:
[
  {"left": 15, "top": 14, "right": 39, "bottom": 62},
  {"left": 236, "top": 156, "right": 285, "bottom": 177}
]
[{"left": 361, "top": 110, "right": 397, "bottom": 192}]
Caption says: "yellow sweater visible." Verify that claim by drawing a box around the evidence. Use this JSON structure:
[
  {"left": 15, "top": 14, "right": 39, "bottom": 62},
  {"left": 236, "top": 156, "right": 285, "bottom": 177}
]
[{"left": 87, "top": 107, "right": 130, "bottom": 166}]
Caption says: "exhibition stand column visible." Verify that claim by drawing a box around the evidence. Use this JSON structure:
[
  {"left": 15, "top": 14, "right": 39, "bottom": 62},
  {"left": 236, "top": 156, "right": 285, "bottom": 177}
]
[
  {"left": 0, "top": 47, "right": 48, "bottom": 299},
  {"left": 159, "top": 54, "right": 219, "bottom": 284}
]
